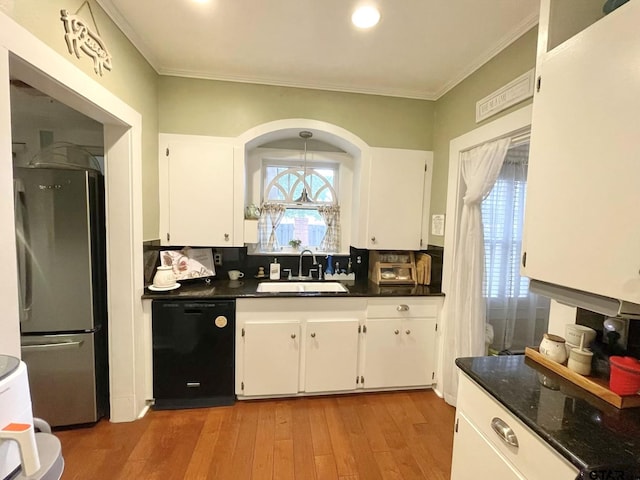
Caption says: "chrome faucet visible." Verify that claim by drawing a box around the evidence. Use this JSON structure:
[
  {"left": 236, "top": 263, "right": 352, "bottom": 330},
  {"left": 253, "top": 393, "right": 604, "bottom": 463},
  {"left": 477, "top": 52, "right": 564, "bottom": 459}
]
[{"left": 298, "top": 249, "right": 317, "bottom": 279}]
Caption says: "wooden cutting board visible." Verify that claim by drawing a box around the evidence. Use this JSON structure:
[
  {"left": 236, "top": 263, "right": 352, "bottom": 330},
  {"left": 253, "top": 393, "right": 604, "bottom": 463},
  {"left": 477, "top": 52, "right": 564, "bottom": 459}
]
[{"left": 525, "top": 347, "right": 640, "bottom": 409}]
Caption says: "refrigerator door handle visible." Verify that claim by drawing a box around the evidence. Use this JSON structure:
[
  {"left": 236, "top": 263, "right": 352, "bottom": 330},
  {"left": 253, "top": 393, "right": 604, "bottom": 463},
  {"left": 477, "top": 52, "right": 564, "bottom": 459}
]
[
  {"left": 14, "top": 179, "right": 33, "bottom": 322},
  {"left": 22, "top": 340, "right": 84, "bottom": 351}
]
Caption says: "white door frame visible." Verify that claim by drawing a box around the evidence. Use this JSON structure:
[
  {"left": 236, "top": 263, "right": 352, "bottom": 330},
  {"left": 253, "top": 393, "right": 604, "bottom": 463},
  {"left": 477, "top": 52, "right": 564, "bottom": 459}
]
[
  {"left": 442, "top": 104, "right": 533, "bottom": 295},
  {"left": 0, "top": 12, "right": 146, "bottom": 422},
  {"left": 433, "top": 104, "right": 532, "bottom": 397}
]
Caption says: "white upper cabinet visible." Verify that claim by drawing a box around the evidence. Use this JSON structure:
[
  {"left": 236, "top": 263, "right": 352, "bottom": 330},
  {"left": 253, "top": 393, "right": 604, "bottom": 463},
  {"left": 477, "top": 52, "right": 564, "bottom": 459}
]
[
  {"left": 160, "top": 134, "right": 240, "bottom": 247},
  {"left": 522, "top": 0, "right": 640, "bottom": 303},
  {"left": 360, "top": 147, "right": 433, "bottom": 250}
]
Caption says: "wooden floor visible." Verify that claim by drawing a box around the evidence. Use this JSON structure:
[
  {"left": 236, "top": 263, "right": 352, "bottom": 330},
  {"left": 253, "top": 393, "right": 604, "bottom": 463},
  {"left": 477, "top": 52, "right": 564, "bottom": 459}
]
[{"left": 56, "top": 390, "right": 455, "bottom": 480}]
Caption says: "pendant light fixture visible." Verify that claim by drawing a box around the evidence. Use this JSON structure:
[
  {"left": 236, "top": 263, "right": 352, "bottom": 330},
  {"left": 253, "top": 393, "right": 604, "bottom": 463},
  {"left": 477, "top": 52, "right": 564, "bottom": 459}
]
[{"left": 295, "top": 130, "right": 313, "bottom": 203}]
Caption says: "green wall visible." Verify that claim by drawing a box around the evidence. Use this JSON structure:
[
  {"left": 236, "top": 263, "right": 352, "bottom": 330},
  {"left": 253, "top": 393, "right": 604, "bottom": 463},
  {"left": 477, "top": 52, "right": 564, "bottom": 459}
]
[
  {"left": 159, "top": 77, "right": 435, "bottom": 150},
  {"left": 3, "top": 0, "right": 160, "bottom": 240},
  {"left": 430, "top": 27, "right": 538, "bottom": 246}
]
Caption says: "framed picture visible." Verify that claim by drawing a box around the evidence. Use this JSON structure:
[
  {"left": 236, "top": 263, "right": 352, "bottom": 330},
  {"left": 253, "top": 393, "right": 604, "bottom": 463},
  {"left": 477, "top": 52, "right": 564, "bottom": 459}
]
[{"left": 160, "top": 247, "right": 216, "bottom": 281}]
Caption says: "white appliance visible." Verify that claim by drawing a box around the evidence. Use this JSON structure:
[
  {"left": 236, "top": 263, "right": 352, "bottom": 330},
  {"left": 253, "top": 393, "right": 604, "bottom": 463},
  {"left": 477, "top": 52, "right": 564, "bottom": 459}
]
[
  {"left": 0, "top": 356, "right": 35, "bottom": 479},
  {"left": 0, "top": 355, "right": 64, "bottom": 480}
]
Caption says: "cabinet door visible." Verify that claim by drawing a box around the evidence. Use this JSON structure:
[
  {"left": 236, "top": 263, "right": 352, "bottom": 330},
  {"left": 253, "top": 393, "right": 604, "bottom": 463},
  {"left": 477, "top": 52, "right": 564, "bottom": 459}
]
[
  {"left": 304, "top": 319, "right": 359, "bottom": 393},
  {"left": 242, "top": 321, "right": 300, "bottom": 396},
  {"left": 363, "top": 317, "right": 436, "bottom": 389},
  {"left": 451, "top": 413, "right": 524, "bottom": 480},
  {"left": 523, "top": 3, "right": 640, "bottom": 304},
  {"left": 166, "top": 137, "right": 234, "bottom": 246},
  {"left": 366, "top": 148, "right": 428, "bottom": 250}
]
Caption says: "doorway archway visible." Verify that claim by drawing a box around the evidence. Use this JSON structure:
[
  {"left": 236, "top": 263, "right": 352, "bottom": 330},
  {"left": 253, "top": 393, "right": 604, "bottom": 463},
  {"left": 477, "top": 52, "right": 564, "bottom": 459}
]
[{"left": 1, "top": 14, "right": 145, "bottom": 422}]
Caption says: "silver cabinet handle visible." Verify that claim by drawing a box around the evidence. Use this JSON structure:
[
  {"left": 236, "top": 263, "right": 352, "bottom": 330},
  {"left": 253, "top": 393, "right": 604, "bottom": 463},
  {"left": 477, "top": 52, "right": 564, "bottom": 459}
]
[
  {"left": 491, "top": 417, "right": 519, "bottom": 448},
  {"left": 224, "top": 233, "right": 230, "bottom": 241},
  {"left": 394, "top": 329, "right": 400, "bottom": 335},
  {"left": 291, "top": 333, "right": 296, "bottom": 339},
  {"left": 397, "top": 304, "right": 410, "bottom": 311},
  {"left": 371, "top": 236, "right": 376, "bottom": 243},
  {"left": 310, "top": 332, "right": 316, "bottom": 338},
  {"left": 405, "top": 330, "right": 411, "bottom": 335}
]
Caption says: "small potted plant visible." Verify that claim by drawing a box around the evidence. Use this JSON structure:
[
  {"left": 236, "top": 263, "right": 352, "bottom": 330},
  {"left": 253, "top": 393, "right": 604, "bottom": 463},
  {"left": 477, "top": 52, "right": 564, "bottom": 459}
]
[{"left": 288, "top": 239, "right": 302, "bottom": 251}]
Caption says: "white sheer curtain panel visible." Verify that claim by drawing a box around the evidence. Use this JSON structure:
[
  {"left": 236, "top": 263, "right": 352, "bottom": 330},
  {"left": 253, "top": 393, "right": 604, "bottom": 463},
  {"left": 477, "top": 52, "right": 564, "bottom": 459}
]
[
  {"left": 441, "top": 138, "right": 510, "bottom": 406},
  {"left": 482, "top": 147, "right": 550, "bottom": 352}
]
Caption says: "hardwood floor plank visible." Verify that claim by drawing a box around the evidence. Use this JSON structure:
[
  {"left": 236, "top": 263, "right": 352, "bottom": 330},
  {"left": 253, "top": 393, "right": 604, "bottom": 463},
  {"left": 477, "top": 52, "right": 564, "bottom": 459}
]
[
  {"left": 275, "top": 400, "right": 293, "bottom": 441},
  {"left": 373, "top": 451, "right": 404, "bottom": 480},
  {"left": 384, "top": 393, "right": 450, "bottom": 480},
  {"left": 308, "top": 398, "right": 333, "bottom": 456},
  {"left": 323, "top": 400, "right": 358, "bottom": 477},
  {"left": 314, "top": 454, "right": 339, "bottom": 480},
  {"left": 206, "top": 406, "right": 243, "bottom": 479},
  {"left": 273, "top": 439, "right": 295, "bottom": 480},
  {"left": 224, "top": 402, "right": 259, "bottom": 480},
  {"left": 183, "top": 409, "right": 226, "bottom": 479},
  {"left": 354, "top": 394, "right": 390, "bottom": 453},
  {"left": 292, "top": 398, "right": 319, "bottom": 480},
  {"left": 251, "top": 402, "right": 276, "bottom": 480},
  {"left": 347, "top": 430, "right": 384, "bottom": 480}
]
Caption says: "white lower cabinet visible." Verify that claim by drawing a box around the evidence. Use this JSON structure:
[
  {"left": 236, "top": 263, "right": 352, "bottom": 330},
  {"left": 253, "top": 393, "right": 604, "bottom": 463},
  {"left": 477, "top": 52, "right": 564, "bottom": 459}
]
[
  {"left": 362, "top": 298, "right": 438, "bottom": 389},
  {"left": 451, "top": 373, "right": 578, "bottom": 480},
  {"left": 236, "top": 298, "right": 366, "bottom": 398},
  {"left": 451, "top": 412, "right": 523, "bottom": 480},
  {"left": 304, "top": 319, "right": 359, "bottom": 393},
  {"left": 235, "top": 296, "right": 441, "bottom": 399},
  {"left": 242, "top": 321, "right": 300, "bottom": 396},
  {"left": 363, "top": 317, "right": 436, "bottom": 388}
]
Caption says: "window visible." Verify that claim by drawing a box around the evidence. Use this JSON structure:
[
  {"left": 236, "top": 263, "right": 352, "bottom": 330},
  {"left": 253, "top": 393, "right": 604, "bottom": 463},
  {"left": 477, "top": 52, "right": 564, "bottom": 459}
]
[
  {"left": 481, "top": 145, "right": 529, "bottom": 300},
  {"left": 260, "top": 160, "right": 340, "bottom": 252},
  {"left": 481, "top": 140, "right": 549, "bottom": 353}
]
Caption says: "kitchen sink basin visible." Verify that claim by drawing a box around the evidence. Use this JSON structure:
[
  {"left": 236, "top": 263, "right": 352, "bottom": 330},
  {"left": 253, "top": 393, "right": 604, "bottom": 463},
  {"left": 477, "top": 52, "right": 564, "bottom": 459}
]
[{"left": 256, "top": 281, "right": 348, "bottom": 293}]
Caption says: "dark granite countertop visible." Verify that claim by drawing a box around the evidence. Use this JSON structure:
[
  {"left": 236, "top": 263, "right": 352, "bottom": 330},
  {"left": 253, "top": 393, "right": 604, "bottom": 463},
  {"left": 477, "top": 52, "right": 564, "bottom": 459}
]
[
  {"left": 142, "top": 277, "right": 444, "bottom": 300},
  {"left": 456, "top": 355, "right": 640, "bottom": 480}
]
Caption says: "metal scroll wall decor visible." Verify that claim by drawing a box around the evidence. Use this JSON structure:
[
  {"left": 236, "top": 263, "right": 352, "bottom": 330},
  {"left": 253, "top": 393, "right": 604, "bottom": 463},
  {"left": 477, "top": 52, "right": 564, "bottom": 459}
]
[{"left": 60, "top": 1, "right": 112, "bottom": 76}]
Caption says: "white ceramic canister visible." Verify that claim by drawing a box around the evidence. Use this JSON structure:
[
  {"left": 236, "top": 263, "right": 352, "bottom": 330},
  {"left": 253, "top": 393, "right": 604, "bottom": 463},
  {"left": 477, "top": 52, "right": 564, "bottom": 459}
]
[
  {"left": 539, "top": 333, "right": 568, "bottom": 364},
  {"left": 153, "top": 265, "right": 176, "bottom": 287},
  {"left": 567, "top": 348, "right": 593, "bottom": 376}
]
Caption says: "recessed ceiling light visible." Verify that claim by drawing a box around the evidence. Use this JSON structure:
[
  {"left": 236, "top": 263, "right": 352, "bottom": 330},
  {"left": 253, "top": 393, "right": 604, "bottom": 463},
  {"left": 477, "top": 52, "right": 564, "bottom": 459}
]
[
  {"left": 352, "top": 6, "right": 380, "bottom": 29},
  {"left": 192, "top": 0, "right": 209, "bottom": 3}
]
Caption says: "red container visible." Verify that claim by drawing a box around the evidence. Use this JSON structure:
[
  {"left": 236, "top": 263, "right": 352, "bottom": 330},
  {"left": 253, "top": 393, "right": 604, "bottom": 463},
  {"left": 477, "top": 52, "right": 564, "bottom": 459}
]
[{"left": 609, "top": 356, "right": 640, "bottom": 396}]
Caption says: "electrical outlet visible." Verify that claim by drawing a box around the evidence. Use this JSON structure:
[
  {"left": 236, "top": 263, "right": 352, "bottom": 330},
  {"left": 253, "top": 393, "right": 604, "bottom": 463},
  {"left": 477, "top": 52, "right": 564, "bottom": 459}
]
[{"left": 214, "top": 253, "right": 223, "bottom": 266}]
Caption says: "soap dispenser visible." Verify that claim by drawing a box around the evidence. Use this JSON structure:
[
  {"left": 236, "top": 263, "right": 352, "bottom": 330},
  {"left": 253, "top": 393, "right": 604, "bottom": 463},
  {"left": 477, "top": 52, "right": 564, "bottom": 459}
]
[
  {"left": 325, "top": 255, "right": 334, "bottom": 275},
  {"left": 269, "top": 258, "right": 281, "bottom": 280}
]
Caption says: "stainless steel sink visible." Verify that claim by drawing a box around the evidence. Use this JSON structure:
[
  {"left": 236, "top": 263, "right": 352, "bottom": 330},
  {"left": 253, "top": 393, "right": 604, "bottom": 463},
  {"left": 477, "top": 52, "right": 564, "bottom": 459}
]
[{"left": 256, "top": 282, "right": 348, "bottom": 293}]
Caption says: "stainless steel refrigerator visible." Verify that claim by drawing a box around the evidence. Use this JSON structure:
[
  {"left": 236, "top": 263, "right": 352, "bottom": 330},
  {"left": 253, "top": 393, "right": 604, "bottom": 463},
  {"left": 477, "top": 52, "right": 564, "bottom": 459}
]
[{"left": 14, "top": 166, "right": 108, "bottom": 427}]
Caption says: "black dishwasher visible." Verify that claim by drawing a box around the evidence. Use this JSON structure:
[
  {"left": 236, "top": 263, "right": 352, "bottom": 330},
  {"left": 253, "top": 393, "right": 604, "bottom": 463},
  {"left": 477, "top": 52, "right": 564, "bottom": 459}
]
[{"left": 152, "top": 300, "right": 235, "bottom": 409}]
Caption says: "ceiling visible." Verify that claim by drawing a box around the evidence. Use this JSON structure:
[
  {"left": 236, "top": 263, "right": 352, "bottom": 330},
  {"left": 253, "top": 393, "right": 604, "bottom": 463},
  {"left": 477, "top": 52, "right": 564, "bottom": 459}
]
[{"left": 96, "top": 0, "right": 539, "bottom": 100}]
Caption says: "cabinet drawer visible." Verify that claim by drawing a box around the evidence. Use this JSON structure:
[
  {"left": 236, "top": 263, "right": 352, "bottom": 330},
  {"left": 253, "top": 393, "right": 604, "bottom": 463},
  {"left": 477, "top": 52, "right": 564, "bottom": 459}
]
[
  {"left": 457, "top": 373, "right": 578, "bottom": 480},
  {"left": 366, "top": 298, "right": 438, "bottom": 318}
]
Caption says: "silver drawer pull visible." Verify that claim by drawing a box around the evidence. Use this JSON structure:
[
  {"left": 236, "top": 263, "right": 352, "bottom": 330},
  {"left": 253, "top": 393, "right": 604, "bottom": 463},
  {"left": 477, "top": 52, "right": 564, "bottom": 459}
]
[
  {"left": 186, "top": 382, "right": 201, "bottom": 388},
  {"left": 397, "top": 304, "right": 410, "bottom": 311},
  {"left": 22, "top": 341, "right": 83, "bottom": 351},
  {"left": 491, "top": 417, "right": 519, "bottom": 448}
]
